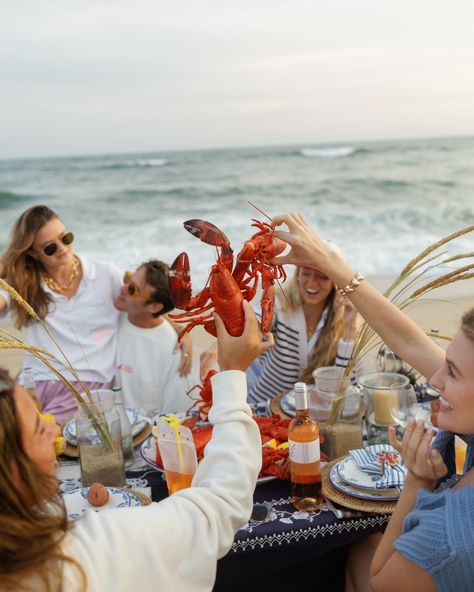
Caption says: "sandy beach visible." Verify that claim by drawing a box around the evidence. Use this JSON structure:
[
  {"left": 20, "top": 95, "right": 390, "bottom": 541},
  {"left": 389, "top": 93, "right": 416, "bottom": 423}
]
[{"left": 2, "top": 275, "right": 473, "bottom": 380}]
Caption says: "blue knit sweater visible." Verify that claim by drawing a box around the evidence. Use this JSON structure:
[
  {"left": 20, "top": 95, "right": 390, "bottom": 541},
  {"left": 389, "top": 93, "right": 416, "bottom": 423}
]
[{"left": 394, "top": 485, "right": 474, "bottom": 591}]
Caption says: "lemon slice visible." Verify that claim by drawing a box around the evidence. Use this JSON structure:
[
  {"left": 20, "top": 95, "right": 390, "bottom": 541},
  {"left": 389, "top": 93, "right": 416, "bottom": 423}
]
[{"left": 262, "top": 439, "right": 277, "bottom": 449}]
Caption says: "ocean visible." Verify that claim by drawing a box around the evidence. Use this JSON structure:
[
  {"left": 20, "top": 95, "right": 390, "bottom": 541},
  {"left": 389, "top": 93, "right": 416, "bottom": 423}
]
[{"left": 1, "top": 136, "right": 473, "bottom": 286}]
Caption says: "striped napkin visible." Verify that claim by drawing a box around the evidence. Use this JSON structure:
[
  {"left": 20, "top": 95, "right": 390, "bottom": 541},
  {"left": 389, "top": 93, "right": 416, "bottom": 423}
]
[{"left": 349, "top": 445, "right": 407, "bottom": 490}]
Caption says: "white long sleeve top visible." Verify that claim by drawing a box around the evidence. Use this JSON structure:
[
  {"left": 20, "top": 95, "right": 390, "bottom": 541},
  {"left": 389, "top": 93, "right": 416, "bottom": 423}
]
[{"left": 61, "top": 370, "right": 260, "bottom": 592}]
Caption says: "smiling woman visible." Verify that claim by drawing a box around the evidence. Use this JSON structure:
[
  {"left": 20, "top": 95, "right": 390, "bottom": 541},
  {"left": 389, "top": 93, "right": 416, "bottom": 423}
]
[
  {"left": 0, "top": 205, "right": 123, "bottom": 423},
  {"left": 268, "top": 212, "right": 474, "bottom": 592},
  {"left": 245, "top": 239, "right": 359, "bottom": 407}
]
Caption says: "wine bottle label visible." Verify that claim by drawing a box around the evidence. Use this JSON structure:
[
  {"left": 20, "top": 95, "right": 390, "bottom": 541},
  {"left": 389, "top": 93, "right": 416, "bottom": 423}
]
[{"left": 288, "top": 438, "right": 320, "bottom": 464}]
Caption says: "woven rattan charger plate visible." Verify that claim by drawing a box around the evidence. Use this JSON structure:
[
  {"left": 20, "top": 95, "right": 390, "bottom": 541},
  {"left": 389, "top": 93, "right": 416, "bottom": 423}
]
[
  {"left": 270, "top": 393, "right": 292, "bottom": 419},
  {"left": 62, "top": 423, "right": 152, "bottom": 459},
  {"left": 323, "top": 456, "right": 398, "bottom": 515}
]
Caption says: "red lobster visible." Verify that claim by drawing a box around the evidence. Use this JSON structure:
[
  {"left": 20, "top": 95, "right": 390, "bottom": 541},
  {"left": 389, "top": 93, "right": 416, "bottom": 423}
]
[{"left": 168, "top": 218, "right": 287, "bottom": 340}]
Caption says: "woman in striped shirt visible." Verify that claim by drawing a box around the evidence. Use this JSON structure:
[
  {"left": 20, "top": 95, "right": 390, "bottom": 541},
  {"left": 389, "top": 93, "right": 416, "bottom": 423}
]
[{"left": 246, "top": 260, "right": 358, "bottom": 406}]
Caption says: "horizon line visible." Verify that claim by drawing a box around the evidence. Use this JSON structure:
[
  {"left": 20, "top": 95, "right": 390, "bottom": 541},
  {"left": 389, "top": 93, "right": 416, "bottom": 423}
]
[{"left": 1, "top": 132, "right": 473, "bottom": 163}]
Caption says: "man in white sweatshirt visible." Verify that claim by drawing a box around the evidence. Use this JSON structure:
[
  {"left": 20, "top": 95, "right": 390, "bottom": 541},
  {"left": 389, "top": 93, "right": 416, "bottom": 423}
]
[{"left": 114, "top": 259, "right": 195, "bottom": 415}]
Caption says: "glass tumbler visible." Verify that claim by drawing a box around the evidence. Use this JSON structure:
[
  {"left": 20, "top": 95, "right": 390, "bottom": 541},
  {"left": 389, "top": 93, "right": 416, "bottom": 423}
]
[{"left": 76, "top": 389, "right": 126, "bottom": 487}]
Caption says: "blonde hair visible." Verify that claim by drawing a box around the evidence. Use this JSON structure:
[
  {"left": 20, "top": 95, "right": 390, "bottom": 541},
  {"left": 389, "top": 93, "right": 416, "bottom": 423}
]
[
  {"left": 1, "top": 205, "right": 58, "bottom": 330},
  {"left": 278, "top": 267, "right": 344, "bottom": 383},
  {"left": 0, "top": 369, "right": 85, "bottom": 591}
]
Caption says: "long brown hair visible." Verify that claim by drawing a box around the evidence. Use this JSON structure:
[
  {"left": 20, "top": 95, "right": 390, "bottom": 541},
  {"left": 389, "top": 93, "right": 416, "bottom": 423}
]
[
  {"left": 278, "top": 268, "right": 344, "bottom": 383},
  {"left": 0, "top": 369, "right": 85, "bottom": 591},
  {"left": 1, "top": 205, "right": 58, "bottom": 330}
]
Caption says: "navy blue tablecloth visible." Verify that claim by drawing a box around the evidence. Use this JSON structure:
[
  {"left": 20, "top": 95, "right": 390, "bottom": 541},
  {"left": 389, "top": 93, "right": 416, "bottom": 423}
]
[{"left": 140, "top": 469, "right": 389, "bottom": 592}]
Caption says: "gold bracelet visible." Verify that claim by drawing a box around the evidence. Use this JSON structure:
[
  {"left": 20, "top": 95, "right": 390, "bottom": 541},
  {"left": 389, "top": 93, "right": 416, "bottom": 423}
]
[{"left": 336, "top": 272, "right": 364, "bottom": 296}]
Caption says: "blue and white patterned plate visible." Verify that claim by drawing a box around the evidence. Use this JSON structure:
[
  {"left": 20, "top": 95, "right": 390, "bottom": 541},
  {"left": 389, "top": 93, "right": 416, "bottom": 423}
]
[
  {"left": 63, "top": 409, "right": 146, "bottom": 446},
  {"left": 63, "top": 487, "right": 142, "bottom": 520},
  {"left": 336, "top": 455, "right": 403, "bottom": 492},
  {"left": 329, "top": 462, "right": 400, "bottom": 501},
  {"left": 140, "top": 436, "right": 276, "bottom": 486}
]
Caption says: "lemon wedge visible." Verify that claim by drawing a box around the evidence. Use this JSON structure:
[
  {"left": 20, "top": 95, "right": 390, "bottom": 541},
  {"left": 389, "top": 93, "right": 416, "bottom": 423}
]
[
  {"left": 262, "top": 439, "right": 277, "bottom": 449},
  {"left": 54, "top": 436, "right": 67, "bottom": 455},
  {"left": 277, "top": 442, "right": 289, "bottom": 450}
]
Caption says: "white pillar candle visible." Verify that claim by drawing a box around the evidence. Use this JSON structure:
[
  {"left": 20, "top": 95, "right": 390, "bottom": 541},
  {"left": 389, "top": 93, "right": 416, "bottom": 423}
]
[{"left": 372, "top": 389, "right": 399, "bottom": 426}]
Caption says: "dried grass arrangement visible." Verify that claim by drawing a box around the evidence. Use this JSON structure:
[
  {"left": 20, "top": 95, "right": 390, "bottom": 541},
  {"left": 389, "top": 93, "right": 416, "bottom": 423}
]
[
  {"left": 328, "top": 224, "right": 474, "bottom": 426},
  {"left": 0, "top": 278, "right": 113, "bottom": 449}
]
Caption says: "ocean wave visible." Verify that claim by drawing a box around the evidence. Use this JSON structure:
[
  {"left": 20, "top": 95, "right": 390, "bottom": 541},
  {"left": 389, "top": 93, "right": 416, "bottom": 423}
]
[
  {"left": 133, "top": 158, "right": 168, "bottom": 168},
  {"left": 0, "top": 190, "right": 28, "bottom": 209},
  {"left": 99, "top": 158, "right": 168, "bottom": 170},
  {"left": 300, "top": 146, "right": 359, "bottom": 158}
]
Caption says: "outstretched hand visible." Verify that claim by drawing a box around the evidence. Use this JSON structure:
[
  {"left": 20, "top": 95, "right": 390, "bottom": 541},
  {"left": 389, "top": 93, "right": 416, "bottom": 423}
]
[
  {"left": 215, "top": 300, "right": 271, "bottom": 373},
  {"left": 389, "top": 419, "right": 447, "bottom": 487},
  {"left": 269, "top": 213, "right": 336, "bottom": 270}
]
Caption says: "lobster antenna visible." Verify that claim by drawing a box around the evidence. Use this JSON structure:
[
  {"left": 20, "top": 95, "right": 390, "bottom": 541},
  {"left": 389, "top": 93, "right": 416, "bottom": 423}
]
[
  {"left": 276, "top": 277, "right": 292, "bottom": 309},
  {"left": 248, "top": 200, "right": 272, "bottom": 222}
]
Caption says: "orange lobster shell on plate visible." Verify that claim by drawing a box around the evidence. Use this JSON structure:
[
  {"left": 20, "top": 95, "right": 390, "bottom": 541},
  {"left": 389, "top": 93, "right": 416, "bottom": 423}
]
[
  {"left": 168, "top": 218, "right": 287, "bottom": 340},
  {"left": 154, "top": 413, "right": 295, "bottom": 480}
]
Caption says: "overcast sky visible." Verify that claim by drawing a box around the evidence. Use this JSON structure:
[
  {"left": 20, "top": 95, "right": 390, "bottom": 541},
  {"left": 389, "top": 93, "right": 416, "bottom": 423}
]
[{"left": 1, "top": 0, "right": 474, "bottom": 159}]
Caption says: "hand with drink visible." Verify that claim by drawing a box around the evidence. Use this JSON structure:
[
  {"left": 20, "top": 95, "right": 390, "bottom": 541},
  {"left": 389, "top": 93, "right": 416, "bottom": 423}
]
[
  {"left": 389, "top": 418, "right": 447, "bottom": 488},
  {"left": 160, "top": 301, "right": 268, "bottom": 495}
]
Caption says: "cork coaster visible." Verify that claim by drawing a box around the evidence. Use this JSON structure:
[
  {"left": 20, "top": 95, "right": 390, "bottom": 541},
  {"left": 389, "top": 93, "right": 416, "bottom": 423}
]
[
  {"left": 62, "top": 422, "right": 152, "bottom": 459},
  {"left": 322, "top": 457, "right": 398, "bottom": 515}
]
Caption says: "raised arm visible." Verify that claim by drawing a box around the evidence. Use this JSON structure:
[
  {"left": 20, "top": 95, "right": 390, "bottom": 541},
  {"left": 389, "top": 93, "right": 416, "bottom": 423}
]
[{"left": 270, "top": 213, "right": 444, "bottom": 380}]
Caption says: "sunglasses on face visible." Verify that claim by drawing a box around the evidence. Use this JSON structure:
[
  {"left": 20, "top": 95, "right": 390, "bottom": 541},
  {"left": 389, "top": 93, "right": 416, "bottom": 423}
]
[
  {"left": 42, "top": 231, "right": 74, "bottom": 257},
  {"left": 123, "top": 272, "right": 153, "bottom": 302}
]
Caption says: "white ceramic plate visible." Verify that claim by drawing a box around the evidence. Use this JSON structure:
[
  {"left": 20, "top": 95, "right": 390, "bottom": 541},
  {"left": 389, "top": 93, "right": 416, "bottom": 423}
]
[
  {"left": 329, "top": 463, "right": 400, "bottom": 501},
  {"left": 63, "top": 487, "right": 142, "bottom": 520},
  {"left": 63, "top": 410, "right": 147, "bottom": 446},
  {"left": 336, "top": 456, "right": 403, "bottom": 492},
  {"left": 140, "top": 436, "right": 276, "bottom": 486}
]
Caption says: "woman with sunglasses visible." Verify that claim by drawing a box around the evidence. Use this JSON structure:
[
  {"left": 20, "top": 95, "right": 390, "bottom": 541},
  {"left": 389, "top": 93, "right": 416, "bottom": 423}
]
[{"left": 0, "top": 205, "right": 126, "bottom": 423}]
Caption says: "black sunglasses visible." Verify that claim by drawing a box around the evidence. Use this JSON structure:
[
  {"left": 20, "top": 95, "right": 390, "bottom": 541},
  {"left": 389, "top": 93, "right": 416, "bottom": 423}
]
[{"left": 42, "top": 232, "right": 74, "bottom": 257}]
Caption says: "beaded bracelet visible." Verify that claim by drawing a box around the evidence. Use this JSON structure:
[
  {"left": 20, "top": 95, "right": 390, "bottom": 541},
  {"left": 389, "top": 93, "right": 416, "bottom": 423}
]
[{"left": 336, "top": 272, "right": 365, "bottom": 297}]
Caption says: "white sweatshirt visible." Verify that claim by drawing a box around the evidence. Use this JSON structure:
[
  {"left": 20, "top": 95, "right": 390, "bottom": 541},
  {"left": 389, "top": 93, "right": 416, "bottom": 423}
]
[
  {"left": 116, "top": 315, "right": 194, "bottom": 415},
  {"left": 61, "top": 371, "right": 260, "bottom": 592}
]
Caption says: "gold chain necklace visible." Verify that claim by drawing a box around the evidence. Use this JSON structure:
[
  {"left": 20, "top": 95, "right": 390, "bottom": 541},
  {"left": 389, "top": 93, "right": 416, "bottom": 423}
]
[{"left": 43, "top": 257, "right": 80, "bottom": 294}]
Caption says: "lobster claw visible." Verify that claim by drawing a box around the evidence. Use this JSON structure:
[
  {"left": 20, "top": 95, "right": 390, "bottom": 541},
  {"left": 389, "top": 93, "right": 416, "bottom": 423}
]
[
  {"left": 184, "top": 219, "right": 234, "bottom": 270},
  {"left": 184, "top": 219, "right": 231, "bottom": 248},
  {"left": 169, "top": 252, "right": 192, "bottom": 309}
]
